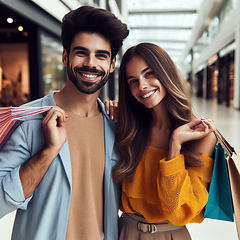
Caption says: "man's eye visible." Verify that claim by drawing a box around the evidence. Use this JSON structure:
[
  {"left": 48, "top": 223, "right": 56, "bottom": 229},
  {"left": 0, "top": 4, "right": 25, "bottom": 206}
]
[
  {"left": 97, "top": 54, "right": 108, "bottom": 59},
  {"left": 76, "top": 51, "right": 86, "bottom": 55}
]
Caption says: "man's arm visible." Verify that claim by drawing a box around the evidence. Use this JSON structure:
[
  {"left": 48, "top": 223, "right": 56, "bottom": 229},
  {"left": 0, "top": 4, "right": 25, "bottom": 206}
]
[{"left": 19, "top": 107, "right": 68, "bottom": 198}]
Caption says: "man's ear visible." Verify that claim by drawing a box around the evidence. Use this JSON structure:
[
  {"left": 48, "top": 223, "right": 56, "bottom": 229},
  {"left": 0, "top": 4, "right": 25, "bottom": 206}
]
[
  {"left": 62, "top": 48, "right": 68, "bottom": 67},
  {"left": 110, "top": 57, "right": 116, "bottom": 73}
]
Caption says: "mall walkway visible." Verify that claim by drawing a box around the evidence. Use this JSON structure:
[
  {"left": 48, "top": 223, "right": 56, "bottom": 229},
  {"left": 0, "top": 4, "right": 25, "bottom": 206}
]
[
  {"left": 187, "top": 95, "right": 240, "bottom": 240},
  {"left": 0, "top": 96, "right": 239, "bottom": 240},
  {"left": 191, "top": 96, "right": 240, "bottom": 154}
]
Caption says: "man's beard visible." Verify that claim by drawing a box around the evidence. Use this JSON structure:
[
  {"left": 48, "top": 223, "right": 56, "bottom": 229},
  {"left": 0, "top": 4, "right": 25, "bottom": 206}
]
[{"left": 67, "top": 62, "right": 110, "bottom": 94}]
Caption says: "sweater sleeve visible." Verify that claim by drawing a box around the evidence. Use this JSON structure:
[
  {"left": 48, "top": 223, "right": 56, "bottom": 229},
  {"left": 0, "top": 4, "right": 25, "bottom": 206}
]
[{"left": 157, "top": 154, "right": 213, "bottom": 225}]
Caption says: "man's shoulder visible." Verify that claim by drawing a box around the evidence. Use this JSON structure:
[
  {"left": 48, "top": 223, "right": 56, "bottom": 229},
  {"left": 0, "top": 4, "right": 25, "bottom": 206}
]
[
  {"left": 22, "top": 91, "right": 56, "bottom": 107},
  {"left": 17, "top": 92, "right": 56, "bottom": 124}
]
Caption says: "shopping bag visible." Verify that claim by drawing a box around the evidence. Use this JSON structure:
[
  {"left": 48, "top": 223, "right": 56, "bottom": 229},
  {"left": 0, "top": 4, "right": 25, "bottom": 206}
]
[
  {"left": 204, "top": 143, "right": 234, "bottom": 221},
  {"left": 227, "top": 154, "right": 240, "bottom": 239},
  {"left": 0, "top": 106, "right": 51, "bottom": 149},
  {"left": 213, "top": 130, "right": 240, "bottom": 239}
]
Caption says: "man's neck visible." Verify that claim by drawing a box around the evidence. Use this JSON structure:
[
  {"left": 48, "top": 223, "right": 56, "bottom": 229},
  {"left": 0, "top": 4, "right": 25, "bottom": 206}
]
[{"left": 54, "top": 85, "right": 101, "bottom": 118}]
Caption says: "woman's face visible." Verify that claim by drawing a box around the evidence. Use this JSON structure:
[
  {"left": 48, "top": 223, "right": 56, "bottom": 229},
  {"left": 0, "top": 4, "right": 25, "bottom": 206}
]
[{"left": 125, "top": 55, "right": 166, "bottom": 109}]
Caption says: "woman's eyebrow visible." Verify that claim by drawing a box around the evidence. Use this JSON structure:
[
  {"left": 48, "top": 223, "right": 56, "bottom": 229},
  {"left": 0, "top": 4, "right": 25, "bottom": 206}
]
[
  {"left": 126, "top": 67, "right": 150, "bottom": 80},
  {"left": 126, "top": 67, "right": 150, "bottom": 81},
  {"left": 126, "top": 75, "right": 134, "bottom": 81},
  {"left": 141, "top": 67, "right": 150, "bottom": 74}
]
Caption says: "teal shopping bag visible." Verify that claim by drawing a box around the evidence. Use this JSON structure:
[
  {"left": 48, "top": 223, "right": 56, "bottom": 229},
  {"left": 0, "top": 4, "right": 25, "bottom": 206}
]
[{"left": 204, "top": 143, "right": 234, "bottom": 221}]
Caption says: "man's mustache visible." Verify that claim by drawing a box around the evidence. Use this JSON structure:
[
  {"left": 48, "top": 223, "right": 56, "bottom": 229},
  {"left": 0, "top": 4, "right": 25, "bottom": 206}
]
[{"left": 74, "top": 66, "right": 104, "bottom": 75}]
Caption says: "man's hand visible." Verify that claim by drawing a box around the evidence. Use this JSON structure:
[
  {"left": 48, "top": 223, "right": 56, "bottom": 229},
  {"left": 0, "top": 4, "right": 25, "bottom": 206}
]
[{"left": 42, "top": 106, "right": 68, "bottom": 153}]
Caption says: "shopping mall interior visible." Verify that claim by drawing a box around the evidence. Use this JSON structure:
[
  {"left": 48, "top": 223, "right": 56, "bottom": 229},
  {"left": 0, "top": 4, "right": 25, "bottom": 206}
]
[{"left": 0, "top": 0, "right": 240, "bottom": 239}]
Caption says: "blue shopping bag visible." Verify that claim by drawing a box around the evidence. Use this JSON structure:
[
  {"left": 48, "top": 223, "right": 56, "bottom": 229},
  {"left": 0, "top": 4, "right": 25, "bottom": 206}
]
[{"left": 204, "top": 143, "right": 234, "bottom": 221}]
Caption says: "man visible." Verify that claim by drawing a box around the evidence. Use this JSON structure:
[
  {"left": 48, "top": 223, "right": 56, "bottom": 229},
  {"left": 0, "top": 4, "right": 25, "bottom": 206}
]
[{"left": 0, "top": 6, "right": 129, "bottom": 240}]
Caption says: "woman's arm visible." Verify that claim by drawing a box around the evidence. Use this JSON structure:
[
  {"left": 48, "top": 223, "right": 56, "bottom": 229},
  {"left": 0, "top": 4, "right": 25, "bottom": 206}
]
[
  {"left": 167, "top": 118, "right": 216, "bottom": 160},
  {"left": 158, "top": 153, "right": 214, "bottom": 225},
  {"left": 158, "top": 118, "right": 217, "bottom": 225}
]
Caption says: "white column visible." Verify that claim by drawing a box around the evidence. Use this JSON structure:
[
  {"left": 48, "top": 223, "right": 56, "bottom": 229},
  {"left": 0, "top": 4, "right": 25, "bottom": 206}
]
[
  {"left": 99, "top": 0, "right": 106, "bottom": 9},
  {"left": 234, "top": 23, "right": 240, "bottom": 109}
]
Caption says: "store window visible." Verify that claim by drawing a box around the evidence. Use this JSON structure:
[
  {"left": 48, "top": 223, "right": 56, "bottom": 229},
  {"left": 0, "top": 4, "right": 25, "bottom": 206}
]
[
  {"left": 40, "top": 31, "right": 66, "bottom": 95},
  {"left": 0, "top": 43, "right": 30, "bottom": 106}
]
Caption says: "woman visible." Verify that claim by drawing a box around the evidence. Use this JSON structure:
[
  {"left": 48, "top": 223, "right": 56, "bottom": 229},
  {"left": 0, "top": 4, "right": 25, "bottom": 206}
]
[{"left": 113, "top": 43, "right": 217, "bottom": 239}]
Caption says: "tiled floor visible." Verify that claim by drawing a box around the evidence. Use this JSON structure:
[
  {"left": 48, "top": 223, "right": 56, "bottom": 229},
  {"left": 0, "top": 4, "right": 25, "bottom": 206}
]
[{"left": 0, "top": 96, "right": 239, "bottom": 239}]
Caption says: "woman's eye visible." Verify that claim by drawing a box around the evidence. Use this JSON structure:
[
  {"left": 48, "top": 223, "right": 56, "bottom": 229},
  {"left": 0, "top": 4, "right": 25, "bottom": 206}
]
[
  {"left": 129, "top": 79, "right": 137, "bottom": 85},
  {"left": 145, "top": 71, "right": 153, "bottom": 77}
]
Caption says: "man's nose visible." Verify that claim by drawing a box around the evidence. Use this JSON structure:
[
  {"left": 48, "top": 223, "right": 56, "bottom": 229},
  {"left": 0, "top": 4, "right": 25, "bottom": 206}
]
[{"left": 83, "top": 55, "right": 97, "bottom": 68}]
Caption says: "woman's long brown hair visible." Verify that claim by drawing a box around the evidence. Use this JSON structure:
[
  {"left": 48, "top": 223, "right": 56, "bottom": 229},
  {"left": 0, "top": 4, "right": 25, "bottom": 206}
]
[{"left": 113, "top": 43, "right": 203, "bottom": 183}]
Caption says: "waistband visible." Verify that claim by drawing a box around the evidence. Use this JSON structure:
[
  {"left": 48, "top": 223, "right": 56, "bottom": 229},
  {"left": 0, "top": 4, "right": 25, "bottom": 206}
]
[{"left": 121, "top": 213, "right": 184, "bottom": 234}]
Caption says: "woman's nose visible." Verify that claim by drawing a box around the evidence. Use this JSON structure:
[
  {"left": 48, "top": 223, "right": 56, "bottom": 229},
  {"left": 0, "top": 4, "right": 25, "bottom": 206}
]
[{"left": 138, "top": 78, "right": 148, "bottom": 90}]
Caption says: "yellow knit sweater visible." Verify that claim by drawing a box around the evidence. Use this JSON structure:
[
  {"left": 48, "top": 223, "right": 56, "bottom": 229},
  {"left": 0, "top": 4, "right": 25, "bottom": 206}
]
[{"left": 120, "top": 146, "right": 214, "bottom": 226}]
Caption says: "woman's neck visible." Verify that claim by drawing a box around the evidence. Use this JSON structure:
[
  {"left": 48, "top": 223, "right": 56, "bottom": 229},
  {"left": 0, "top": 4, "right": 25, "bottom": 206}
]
[
  {"left": 150, "top": 99, "right": 171, "bottom": 130},
  {"left": 149, "top": 100, "right": 172, "bottom": 150}
]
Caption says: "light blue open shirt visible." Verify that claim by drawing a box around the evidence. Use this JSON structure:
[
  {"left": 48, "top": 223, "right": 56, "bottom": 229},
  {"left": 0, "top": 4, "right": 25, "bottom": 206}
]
[{"left": 0, "top": 92, "right": 121, "bottom": 240}]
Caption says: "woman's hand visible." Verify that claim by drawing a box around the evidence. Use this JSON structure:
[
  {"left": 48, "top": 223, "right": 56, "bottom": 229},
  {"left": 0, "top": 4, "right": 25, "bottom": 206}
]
[
  {"left": 168, "top": 118, "right": 216, "bottom": 159},
  {"left": 104, "top": 100, "right": 118, "bottom": 123},
  {"left": 172, "top": 118, "right": 216, "bottom": 145}
]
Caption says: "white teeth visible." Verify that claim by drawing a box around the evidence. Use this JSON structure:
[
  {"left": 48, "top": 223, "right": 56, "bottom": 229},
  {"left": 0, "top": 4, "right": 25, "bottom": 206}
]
[
  {"left": 142, "top": 91, "right": 154, "bottom": 99},
  {"left": 82, "top": 73, "right": 97, "bottom": 79}
]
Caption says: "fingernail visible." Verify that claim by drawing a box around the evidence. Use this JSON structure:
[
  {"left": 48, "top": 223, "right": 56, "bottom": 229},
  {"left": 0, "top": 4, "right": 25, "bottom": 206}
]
[{"left": 107, "top": 110, "right": 109, "bottom": 115}]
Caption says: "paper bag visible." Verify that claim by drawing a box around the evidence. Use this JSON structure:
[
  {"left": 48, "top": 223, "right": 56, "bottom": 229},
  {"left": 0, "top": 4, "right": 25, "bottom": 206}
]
[{"left": 204, "top": 143, "right": 234, "bottom": 221}]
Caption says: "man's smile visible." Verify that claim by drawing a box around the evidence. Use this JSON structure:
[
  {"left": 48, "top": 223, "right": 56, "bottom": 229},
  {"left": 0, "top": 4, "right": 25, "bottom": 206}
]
[
  {"left": 75, "top": 66, "right": 104, "bottom": 82},
  {"left": 78, "top": 72, "right": 101, "bottom": 81}
]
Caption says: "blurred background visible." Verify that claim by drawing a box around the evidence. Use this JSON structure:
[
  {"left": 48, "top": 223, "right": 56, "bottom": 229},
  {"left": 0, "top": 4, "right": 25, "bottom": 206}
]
[{"left": 0, "top": 0, "right": 239, "bottom": 239}]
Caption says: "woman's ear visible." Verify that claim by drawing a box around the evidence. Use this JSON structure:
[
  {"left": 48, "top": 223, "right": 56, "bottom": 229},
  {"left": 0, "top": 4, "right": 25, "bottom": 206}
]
[
  {"left": 62, "top": 49, "right": 68, "bottom": 67},
  {"left": 110, "top": 57, "right": 116, "bottom": 73}
]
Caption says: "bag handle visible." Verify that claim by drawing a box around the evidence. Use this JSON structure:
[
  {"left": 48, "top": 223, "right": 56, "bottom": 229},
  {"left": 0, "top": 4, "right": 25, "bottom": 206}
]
[{"left": 214, "top": 129, "right": 238, "bottom": 157}]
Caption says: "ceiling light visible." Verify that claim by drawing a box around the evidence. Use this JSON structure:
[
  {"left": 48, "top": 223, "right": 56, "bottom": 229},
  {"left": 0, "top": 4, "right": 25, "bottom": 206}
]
[
  {"left": 7, "top": 17, "right": 13, "bottom": 23},
  {"left": 18, "top": 26, "right": 24, "bottom": 32}
]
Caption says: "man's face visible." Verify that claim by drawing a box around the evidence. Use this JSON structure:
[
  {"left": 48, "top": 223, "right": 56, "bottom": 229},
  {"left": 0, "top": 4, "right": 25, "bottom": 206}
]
[{"left": 63, "top": 32, "right": 116, "bottom": 94}]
